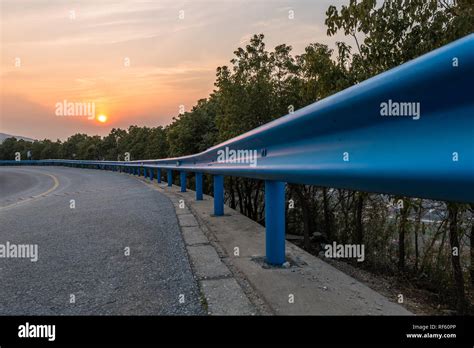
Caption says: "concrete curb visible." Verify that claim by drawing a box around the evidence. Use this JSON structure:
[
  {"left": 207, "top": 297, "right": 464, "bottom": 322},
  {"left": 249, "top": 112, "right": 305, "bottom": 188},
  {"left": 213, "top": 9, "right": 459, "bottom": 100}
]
[{"left": 138, "top": 179, "right": 258, "bottom": 315}]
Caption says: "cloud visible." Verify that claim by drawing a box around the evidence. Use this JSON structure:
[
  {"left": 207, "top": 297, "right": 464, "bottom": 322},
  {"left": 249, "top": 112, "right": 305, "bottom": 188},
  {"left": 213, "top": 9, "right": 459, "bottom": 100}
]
[{"left": 1, "top": 0, "right": 345, "bottom": 140}]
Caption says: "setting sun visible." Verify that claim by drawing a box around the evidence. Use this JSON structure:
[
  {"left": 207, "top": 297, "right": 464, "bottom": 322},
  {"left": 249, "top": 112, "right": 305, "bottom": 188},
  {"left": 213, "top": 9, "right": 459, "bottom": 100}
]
[{"left": 97, "top": 114, "right": 108, "bottom": 123}]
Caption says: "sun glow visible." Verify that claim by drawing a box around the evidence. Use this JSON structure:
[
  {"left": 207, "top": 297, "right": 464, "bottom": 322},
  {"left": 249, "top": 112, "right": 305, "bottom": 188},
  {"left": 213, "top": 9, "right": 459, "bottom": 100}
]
[{"left": 97, "top": 114, "right": 108, "bottom": 123}]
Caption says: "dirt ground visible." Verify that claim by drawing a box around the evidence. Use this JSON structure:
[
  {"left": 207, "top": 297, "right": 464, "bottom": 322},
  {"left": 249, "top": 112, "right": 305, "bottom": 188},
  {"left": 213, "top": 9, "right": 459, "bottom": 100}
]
[
  {"left": 290, "top": 237, "right": 473, "bottom": 315},
  {"left": 321, "top": 257, "right": 467, "bottom": 315}
]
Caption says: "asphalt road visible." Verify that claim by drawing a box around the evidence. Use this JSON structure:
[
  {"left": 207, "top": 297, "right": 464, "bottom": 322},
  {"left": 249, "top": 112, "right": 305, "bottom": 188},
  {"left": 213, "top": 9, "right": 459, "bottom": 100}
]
[{"left": 0, "top": 166, "right": 205, "bottom": 315}]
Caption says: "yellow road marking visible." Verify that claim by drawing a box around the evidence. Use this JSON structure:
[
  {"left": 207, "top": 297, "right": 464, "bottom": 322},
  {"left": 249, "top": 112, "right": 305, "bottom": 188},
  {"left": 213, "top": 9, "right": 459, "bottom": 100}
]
[{"left": 0, "top": 172, "right": 60, "bottom": 210}]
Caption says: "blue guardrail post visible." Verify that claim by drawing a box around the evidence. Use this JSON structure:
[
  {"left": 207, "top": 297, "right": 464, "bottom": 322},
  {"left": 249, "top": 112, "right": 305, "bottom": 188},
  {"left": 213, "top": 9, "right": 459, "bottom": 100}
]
[
  {"left": 213, "top": 175, "right": 224, "bottom": 216},
  {"left": 195, "top": 173, "right": 203, "bottom": 201},
  {"left": 180, "top": 171, "right": 187, "bottom": 192},
  {"left": 149, "top": 168, "right": 154, "bottom": 181},
  {"left": 265, "top": 180, "right": 286, "bottom": 265},
  {"left": 167, "top": 170, "right": 173, "bottom": 187},
  {"left": 157, "top": 168, "right": 161, "bottom": 183}
]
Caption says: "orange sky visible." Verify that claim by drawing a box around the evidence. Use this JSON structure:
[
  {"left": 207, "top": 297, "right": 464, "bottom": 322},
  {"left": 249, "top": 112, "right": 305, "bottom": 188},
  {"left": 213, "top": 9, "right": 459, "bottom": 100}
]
[{"left": 1, "top": 0, "right": 345, "bottom": 140}]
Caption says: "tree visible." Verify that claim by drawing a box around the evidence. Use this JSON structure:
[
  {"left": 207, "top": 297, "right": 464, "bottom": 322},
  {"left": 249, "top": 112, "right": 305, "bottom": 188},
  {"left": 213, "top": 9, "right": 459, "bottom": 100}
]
[
  {"left": 447, "top": 203, "right": 467, "bottom": 314},
  {"left": 167, "top": 98, "right": 217, "bottom": 157},
  {"left": 215, "top": 34, "right": 277, "bottom": 141},
  {"left": 326, "top": 0, "right": 474, "bottom": 81}
]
